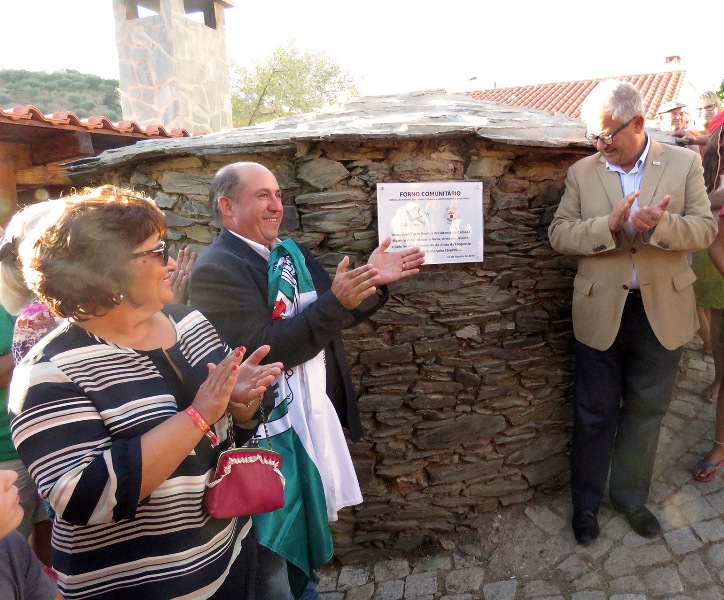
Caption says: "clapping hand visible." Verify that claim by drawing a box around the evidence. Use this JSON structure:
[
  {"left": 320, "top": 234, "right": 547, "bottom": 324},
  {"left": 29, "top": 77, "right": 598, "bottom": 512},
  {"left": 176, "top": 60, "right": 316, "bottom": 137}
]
[
  {"left": 330, "top": 238, "right": 425, "bottom": 310},
  {"left": 629, "top": 196, "right": 671, "bottom": 232},
  {"left": 608, "top": 191, "right": 638, "bottom": 233},
  {"left": 228, "top": 345, "right": 283, "bottom": 422},
  {"left": 191, "top": 345, "right": 282, "bottom": 427},
  {"left": 368, "top": 237, "right": 425, "bottom": 286},
  {"left": 192, "top": 348, "right": 247, "bottom": 427},
  {"left": 170, "top": 247, "right": 197, "bottom": 304},
  {"left": 331, "top": 257, "right": 380, "bottom": 310}
]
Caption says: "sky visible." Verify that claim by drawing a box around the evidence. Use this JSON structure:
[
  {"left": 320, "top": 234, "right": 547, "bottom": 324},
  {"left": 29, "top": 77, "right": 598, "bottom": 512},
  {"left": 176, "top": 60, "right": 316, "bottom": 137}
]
[{"left": 1, "top": 0, "right": 721, "bottom": 101}]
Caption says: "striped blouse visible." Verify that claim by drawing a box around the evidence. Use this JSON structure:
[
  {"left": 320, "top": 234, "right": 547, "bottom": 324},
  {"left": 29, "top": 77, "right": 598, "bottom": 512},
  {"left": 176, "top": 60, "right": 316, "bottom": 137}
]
[{"left": 9, "top": 305, "right": 251, "bottom": 600}]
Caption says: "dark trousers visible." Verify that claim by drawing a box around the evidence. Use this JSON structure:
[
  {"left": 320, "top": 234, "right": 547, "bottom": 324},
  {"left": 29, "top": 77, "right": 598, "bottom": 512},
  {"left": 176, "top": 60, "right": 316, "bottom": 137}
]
[
  {"left": 570, "top": 293, "right": 683, "bottom": 513},
  {"left": 208, "top": 532, "right": 256, "bottom": 600},
  {"left": 254, "top": 543, "right": 320, "bottom": 600}
]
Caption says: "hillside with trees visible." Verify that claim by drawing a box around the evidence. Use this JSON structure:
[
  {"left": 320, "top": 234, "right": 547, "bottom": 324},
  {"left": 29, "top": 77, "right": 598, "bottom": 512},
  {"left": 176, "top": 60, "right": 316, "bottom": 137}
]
[{"left": 0, "top": 69, "right": 122, "bottom": 121}]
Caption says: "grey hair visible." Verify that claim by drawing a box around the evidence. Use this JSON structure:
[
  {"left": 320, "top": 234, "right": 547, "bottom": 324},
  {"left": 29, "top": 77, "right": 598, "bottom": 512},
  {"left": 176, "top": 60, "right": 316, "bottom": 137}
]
[
  {"left": 0, "top": 199, "right": 67, "bottom": 315},
  {"left": 580, "top": 79, "right": 644, "bottom": 128},
  {"left": 209, "top": 163, "right": 244, "bottom": 220},
  {"left": 698, "top": 91, "right": 722, "bottom": 111}
]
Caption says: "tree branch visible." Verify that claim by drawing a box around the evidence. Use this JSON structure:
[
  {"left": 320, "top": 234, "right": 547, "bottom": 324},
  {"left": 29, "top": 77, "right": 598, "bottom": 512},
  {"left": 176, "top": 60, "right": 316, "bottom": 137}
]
[{"left": 247, "top": 67, "right": 280, "bottom": 126}]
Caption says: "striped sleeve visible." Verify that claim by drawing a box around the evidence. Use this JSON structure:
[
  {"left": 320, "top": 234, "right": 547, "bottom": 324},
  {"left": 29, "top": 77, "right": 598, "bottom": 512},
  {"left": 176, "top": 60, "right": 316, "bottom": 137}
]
[{"left": 10, "top": 358, "right": 144, "bottom": 525}]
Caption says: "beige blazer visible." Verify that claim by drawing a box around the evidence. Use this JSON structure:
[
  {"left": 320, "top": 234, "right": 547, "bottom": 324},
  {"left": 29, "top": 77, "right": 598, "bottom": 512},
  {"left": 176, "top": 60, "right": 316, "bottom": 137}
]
[{"left": 548, "top": 139, "right": 717, "bottom": 351}]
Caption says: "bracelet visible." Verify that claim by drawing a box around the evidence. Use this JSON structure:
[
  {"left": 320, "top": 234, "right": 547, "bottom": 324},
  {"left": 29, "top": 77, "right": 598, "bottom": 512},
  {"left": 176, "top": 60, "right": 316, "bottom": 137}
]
[
  {"left": 185, "top": 406, "right": 219, "bottom": 447},
  {"left": 232, "top": 396, "right": 263, "bottom": 410}
]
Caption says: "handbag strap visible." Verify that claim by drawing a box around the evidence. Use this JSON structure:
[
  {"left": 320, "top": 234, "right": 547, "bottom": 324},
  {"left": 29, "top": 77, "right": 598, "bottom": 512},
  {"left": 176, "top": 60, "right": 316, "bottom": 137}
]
[{"left": 226, "top": 401, "right": 273, "bottom": 451}]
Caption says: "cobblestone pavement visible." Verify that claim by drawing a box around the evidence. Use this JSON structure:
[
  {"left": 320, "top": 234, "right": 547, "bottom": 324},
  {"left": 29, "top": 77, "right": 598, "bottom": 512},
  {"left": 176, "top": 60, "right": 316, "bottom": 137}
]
[{"left": 318, "top": 344, "right": 724, "bottom": 599}]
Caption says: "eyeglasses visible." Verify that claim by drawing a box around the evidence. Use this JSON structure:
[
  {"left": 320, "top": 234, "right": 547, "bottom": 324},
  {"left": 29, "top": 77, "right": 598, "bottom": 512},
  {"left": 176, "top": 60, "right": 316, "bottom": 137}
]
[
  {"left": 696, "top": 105, "right": 716, "bottom": 113},
  {"left": 131, "top": 241, "right": 169, "bottom": 265},
  {"left": 585, "top": 118, "right": 635, "bottom": 145}
]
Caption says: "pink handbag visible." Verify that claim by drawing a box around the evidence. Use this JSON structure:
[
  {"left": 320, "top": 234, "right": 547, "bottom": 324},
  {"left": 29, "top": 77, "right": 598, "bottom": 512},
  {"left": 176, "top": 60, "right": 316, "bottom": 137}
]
[{"left": 203, "top": 411, "right": 285, "bottom": 519}]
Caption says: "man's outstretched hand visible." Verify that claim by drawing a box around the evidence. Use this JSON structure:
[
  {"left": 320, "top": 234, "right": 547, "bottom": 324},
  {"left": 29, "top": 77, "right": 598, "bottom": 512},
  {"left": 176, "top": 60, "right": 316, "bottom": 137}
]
[
  {"left": 368, "top": 237, "right": 425, "bottom": 286},
  {"left": 331, "top": 239, "right": 425, "bottom": 310},
  {"left": 331, "top": 256, "right": 380, "bottom": 310}
]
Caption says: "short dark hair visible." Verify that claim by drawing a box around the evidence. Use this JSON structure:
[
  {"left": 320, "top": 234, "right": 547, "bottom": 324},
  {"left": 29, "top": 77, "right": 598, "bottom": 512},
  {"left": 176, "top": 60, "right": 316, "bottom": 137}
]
[{"left": 22, "top": 186, "right": 167, "bottom": 320}]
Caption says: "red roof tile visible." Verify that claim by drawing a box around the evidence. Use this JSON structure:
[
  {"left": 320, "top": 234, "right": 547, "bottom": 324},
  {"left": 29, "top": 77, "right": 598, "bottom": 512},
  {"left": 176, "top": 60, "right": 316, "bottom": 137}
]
[
  {"left": 0, "top": 105, "right": 190, "bottom": 138},
  {"left": 463, "top": 71, "right": 688, "bottom": 120}
]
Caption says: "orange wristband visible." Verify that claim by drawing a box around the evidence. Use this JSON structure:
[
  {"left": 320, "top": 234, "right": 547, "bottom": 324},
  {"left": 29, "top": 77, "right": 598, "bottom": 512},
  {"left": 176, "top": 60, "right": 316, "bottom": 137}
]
[{"left": 185, "top": 406, "right": 219, "bottom": 447}]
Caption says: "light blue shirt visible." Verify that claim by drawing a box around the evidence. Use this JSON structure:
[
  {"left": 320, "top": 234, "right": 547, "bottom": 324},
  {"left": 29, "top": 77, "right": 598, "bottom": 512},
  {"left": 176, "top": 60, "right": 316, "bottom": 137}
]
[
  {"left": 604, "top": 134, "right": 651, "bottom": 289},
  {"left": 605, "top": 134, "right": 651, "bottom": 200}
]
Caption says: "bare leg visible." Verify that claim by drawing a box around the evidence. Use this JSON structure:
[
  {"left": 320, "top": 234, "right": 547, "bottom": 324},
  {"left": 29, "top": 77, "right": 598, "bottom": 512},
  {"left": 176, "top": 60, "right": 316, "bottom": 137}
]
[
  {"left": 695, "top": 313, "right": 724, "bottom": 480},
  {"left": 699, "top": 306, "right": 713, "bottom": 355},
  {"left": 694, "top": 384, "right": 724, "bottom": 480},
  {"left": 705, "top": 310, "right": 724, "bottom": 403}
]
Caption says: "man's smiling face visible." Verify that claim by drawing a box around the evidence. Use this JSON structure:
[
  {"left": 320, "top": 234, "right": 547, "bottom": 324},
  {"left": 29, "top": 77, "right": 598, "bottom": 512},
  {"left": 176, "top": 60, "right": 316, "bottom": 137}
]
[
  {"left": 589, "top": 114, "right": 646, "bottom": 173},
  {"left": 221, "top": 164, "right": 283, "bottom": 249}
]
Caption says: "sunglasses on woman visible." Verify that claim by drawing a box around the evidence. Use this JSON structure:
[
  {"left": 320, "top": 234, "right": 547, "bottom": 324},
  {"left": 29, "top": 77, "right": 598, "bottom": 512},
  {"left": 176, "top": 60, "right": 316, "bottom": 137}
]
[{"left": 131, "top": 241, "right": 169, "bottom": 265}]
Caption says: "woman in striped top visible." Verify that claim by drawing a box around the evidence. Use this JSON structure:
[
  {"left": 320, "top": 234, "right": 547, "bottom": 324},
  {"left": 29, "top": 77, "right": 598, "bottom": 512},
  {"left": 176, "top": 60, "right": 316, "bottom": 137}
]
[{"left": 8, "top": 186, "right": 283, "bottom": 600}]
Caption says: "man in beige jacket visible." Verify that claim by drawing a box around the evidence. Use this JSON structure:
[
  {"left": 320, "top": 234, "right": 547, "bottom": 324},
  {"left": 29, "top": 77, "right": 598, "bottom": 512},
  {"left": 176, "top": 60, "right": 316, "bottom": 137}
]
[{"left": 549, "top": 80, "right": 716, "bottom": 545}]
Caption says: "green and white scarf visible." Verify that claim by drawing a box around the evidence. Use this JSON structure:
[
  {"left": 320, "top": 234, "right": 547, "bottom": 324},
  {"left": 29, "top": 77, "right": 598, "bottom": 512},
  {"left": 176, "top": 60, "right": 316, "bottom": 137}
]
[{"left": 252, "top": 239, "right": 362, "bottom": 595}]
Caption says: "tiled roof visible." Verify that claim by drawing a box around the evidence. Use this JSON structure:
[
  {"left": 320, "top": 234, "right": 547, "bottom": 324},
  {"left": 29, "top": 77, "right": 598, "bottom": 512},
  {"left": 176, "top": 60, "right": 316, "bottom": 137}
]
[
  {"left": 0, "top": 105, "right": 191, "bottom": 139},
  {"left": 1, "top": 106, "right": 193, "bottom": 199},
  {"left": 463, "top": 71, "right": 688, "bottom": 120}
]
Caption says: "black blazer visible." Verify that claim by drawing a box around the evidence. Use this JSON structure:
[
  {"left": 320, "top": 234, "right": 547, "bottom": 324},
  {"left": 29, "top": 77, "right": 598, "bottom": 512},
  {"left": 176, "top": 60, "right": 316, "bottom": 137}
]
[{"left": 189, "top": 229, "right": 387, "bottom": 441}]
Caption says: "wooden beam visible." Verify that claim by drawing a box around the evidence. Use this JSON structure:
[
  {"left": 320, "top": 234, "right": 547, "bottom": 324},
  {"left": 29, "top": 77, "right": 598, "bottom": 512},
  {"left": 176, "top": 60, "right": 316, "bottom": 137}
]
[
  {"left": 0, "top": 161, "right": 17, "bottom": 225},
  {"left": 0, "top": 142, "right": 31, "bottom": 168},
  {"left": 15, "top": 163, "right": 71, "bottom": 186},
  {"left": 31, "top": 131, "right": 95, "bottom": 165},
  {"left": 0, "top": 143, "right": 31, "bottom": 225}
]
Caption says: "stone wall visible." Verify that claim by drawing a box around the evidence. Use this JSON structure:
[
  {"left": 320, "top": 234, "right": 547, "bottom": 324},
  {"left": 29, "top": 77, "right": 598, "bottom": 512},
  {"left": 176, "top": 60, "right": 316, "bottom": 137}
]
[
  {"left": 101, "top": 136, "right": 595, "bottom": 553},
  {"left": 112, "top": 0, "right": 232, "bottom": 133}
]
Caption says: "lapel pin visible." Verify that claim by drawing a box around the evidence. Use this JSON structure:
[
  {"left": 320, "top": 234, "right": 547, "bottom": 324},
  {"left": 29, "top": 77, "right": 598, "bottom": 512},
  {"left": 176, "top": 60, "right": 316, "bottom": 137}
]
[{"left": 652, "top": 160, "right": 661, "bottom": 166}]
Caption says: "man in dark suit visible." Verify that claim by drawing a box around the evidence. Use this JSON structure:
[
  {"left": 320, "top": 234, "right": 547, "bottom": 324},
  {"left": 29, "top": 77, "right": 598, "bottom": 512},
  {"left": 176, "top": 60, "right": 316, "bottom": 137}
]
[
  {"left": 548, "top": 80, "right": 716, "bottom": 545},
  {"left": 189, "top": 161, "right": 424, "bottom": 599}
]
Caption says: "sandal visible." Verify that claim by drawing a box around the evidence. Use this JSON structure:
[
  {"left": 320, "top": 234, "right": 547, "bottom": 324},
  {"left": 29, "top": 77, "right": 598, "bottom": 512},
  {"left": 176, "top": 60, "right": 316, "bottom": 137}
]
[{"left": 693, "top": 459, "right": 724, "bottom": 483}]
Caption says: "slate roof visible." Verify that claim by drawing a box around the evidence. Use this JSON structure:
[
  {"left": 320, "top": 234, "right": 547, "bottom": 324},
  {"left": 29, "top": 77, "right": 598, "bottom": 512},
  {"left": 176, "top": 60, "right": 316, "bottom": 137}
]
[
  {"left": 65, "top": 90, "right": 678, "bottom": 178},
  {"left": 66, "top": 90, "right": 599, "bottom": 176},
  {"left": 463, "top": 70, "right": 688, "bottom": 120}
]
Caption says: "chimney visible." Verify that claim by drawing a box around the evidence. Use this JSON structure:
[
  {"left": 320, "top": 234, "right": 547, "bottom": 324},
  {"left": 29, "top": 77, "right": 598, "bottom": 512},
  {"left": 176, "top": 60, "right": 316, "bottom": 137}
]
[
  {"left": 665, "top": 56, "right": 681, "bottom": 65},
  {"left": 112, "top": 0, "right": 234, "bottom": 133}
]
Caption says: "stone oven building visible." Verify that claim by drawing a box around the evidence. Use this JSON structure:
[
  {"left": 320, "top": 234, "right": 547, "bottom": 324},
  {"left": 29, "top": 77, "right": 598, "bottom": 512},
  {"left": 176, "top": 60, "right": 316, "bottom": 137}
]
[{"left": 66, "top": 91, "right": 687, "bottom": 555}]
